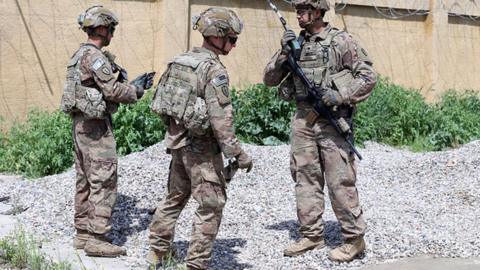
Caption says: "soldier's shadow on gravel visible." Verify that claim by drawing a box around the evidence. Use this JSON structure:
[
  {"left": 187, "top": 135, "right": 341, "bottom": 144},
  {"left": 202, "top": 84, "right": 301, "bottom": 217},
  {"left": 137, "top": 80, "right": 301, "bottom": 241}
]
[
  {"left": 266, "top": 219, "right": 343, "bottom": 247},
  {"left": 174, "top": 238, "right": 253, "bottom": 269},
  {"left": 109, "top": 193, "right": 154, "bottom": 245}
]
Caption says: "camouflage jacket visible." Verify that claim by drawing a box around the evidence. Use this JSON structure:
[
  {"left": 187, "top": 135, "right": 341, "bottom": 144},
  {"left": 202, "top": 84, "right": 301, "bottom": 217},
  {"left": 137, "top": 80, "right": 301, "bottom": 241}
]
[
  {"left": 77, "top": 43, "right": 137, "bottom": 111},
  {"left": 165, "top": 47, "right": 242, "bottom": 159},
  {"left": 263, "top": 23, "right": 376, "bottom": 105}
]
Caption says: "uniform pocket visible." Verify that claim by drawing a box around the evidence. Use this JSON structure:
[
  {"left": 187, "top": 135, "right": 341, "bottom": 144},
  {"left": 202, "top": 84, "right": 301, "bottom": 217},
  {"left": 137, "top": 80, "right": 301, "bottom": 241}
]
[{"left": 200, "top": 162, "right": 224, "bottom": 186}]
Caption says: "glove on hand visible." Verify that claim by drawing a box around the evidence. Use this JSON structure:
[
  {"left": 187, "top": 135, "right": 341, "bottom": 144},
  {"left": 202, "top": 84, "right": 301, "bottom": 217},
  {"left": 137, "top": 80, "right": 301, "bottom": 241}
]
[
  {"left": 236, "top": 150, "right": 253, "bottom": 173},
  {"left": 117, "top": 68, "right": 128, "bottom": 83},
  {"left": 322, "top": 89, "right": 344, "bottom": 107},
  {"left": 281, "top": 30, "right": 296, "bottom": 55},
  {"left": 130, "top": 72, "right": 156, "bottom": 99}
]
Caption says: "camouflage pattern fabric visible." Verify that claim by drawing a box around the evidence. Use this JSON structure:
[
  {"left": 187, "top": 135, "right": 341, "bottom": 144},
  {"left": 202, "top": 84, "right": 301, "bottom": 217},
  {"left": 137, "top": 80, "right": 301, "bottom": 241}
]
[
  {"left": 161, "top": 47, "right": 243, "bottom": 158},
  {"left": 263, "top": 24, "right": 376, "bottom": 240},
  {"left": 149, "top": 47, "right": 244, "bottom": 270},
  {"left": 149, "top": 146, "right": 226, "bottom": 269},
  {"left": 71, "top": 43, "right": 137, "bottom": 235}
]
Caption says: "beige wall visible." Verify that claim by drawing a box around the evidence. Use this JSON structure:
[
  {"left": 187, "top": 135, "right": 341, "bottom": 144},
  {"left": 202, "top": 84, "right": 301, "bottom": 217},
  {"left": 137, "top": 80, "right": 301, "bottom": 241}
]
[{"left": 1, "top": 0, "right": 480, "bottom": 125}]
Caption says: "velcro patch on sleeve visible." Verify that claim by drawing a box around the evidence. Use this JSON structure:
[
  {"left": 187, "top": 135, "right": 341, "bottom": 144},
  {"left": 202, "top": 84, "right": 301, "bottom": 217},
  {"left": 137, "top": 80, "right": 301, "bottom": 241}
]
[
  {"left": 211, "top": 74, "right": 230, "bottom": 105},
  {"left": 92, "top": 58, "right": 105, "bottom": 70},
  {"left": 212, "top": 74, "right": 228, "bottom": 87}
]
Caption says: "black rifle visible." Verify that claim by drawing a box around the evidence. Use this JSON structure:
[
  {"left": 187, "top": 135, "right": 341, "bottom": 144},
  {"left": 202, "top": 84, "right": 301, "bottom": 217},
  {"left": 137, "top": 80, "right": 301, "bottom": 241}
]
[{"left": 267, "top": 0, "right": 362, "bottom": 160}]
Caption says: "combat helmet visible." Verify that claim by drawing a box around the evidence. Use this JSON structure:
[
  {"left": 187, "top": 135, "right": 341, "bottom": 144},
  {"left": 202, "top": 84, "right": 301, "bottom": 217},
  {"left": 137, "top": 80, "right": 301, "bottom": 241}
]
[
  {"left": 292, "top": 0, "right": 330, "bottom": 11},
  {"left": 192, "top": 7, "right": 243, "bottom": 37},
  {"left": 78, "top": 5, "right": 119, "bottom": 32}
]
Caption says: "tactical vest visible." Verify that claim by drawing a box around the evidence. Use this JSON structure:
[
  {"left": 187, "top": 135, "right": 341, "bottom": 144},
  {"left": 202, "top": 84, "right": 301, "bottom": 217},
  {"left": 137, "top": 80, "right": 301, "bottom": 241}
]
[
  {"left": 151, "top": 51, "right": 215, "bottom": 133},
  {"left": 293, "top": 28, "right": 343, "bottom": 101},
  {"left": 60, "top": 44, "right": 107, "bottom": 119}
]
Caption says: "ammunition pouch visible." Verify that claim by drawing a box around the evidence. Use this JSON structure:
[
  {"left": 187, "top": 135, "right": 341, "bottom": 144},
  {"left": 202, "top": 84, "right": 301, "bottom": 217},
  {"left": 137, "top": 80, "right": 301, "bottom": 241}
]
[
  {"left": 61, "top": 45, "right": 108, "bottom": 119},
  {"left": 75, "top": 86, "right": 107, "bottom": 119},
  {"left": 330, "top": 69, "right": 354, "bottom": 102}
]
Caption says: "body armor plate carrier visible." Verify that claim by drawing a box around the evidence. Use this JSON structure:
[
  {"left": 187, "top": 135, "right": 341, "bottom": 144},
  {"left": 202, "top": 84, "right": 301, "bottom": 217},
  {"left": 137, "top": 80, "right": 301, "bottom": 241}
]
[
  {"left": 151, "top": 51, "right": 215, "bottom": 132},
  {"left": 60, "top": 45, "right": 107, "bottom": 119}
]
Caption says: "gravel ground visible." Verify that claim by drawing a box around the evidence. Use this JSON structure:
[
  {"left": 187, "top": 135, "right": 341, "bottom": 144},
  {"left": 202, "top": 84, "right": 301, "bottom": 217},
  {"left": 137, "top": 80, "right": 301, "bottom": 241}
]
[{"left": 0, "top": 140, "right": 479, "bottom": 269}]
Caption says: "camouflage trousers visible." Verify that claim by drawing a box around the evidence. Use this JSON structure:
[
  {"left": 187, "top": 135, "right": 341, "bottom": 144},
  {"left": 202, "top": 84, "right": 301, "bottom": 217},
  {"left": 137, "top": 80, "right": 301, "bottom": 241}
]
[
  {"left": 149, "top": 143, "right": 226, "bottom": 270},
  {"left": 73, "top": 116, "right": 118, "bottom": 235},
  {"left": 290, "top": 111, "right": 367, "bottom": 240}
]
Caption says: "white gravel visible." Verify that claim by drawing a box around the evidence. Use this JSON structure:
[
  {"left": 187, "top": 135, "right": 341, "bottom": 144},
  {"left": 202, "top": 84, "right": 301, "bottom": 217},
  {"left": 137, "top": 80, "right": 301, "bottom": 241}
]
[{"left": 0, "top": 140, "right": 479, "bottom": 269}]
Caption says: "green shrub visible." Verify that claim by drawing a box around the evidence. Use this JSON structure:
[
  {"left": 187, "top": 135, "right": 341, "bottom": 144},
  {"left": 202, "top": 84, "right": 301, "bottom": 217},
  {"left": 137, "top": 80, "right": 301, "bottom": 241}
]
[
  {"left": 0, "top": 226, "right": 71, "bottom": 270},
  {"left": 355, "top": 81, "right": 480, "bottom": 151},
  {"left": 1, "top": 80, "right": 480, "bottom": 178},
  {"left": 232, "top": 84, "right": 295, "bottom": 145},
  {"left": 427, "top": 90, "right": 480, "bottom": 150},
  {"left": 113, "top": 92, "right": 166, "bottom": 155},
  {"left": 0, "top": 110, "right": 73, "bottom": 178},
  {"left": 0, "top": 92, "right": 165, "bottom": 178},
  {"left": 354, "top": 78, "right": 435, "bottom": 148}
]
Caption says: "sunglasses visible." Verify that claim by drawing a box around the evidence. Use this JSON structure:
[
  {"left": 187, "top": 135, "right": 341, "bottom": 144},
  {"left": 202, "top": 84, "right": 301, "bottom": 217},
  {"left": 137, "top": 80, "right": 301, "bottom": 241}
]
[
  {"left": 227, "top": 36, "right": 238, "bottom": 45},
  {"left": 296, "top": 8, "right": 310, "bottom": 16},
  {"left": 107, "top": 25, "right": 116, "bottom": 34}
]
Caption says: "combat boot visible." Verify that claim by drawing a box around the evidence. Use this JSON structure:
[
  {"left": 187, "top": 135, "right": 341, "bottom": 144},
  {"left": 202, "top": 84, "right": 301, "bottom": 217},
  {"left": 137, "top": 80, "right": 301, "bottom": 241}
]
[
  {"left": 283, "top": 237, "right": 326, "bottom": 257},
  {"left": 73, "top": 229, "right": 92, "bottom": 249},
  {"left": 84, "top": 234, "right": 126, "bottom": 257},
  {"left": 328, "top": 237, "right": 366, "bottom": 262},
  {"left": 146, "top": 248, "right": 176, "bottom": 269}
]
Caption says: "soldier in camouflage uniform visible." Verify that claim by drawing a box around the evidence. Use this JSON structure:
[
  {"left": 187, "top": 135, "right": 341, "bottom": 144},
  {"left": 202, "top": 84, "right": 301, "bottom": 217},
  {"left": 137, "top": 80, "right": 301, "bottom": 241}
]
[
  {"left": 147, "top": 7, "right": 253, "bottom": 270},
  {"left": 60, "top": 5, "right": 154, "bottom": 257},
  {"left": 263, "top": 0, "right": 376, "bottom": 262}
]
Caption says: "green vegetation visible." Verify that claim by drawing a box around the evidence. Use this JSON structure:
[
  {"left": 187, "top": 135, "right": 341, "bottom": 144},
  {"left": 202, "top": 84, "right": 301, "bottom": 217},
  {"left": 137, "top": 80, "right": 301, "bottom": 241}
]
[
  {"left": 147, "top": 251, "right": 184, "bottom": 270},
  {"left": 0, "top": 227, "right": 71, "bottom": 270},
  {"left": 0, "top": 79, "right": 479, "bottom": 178},
  {"left": 0, "top": 92, "right": 165, "bottom": 178},
  {"left": 232, "top": 84, "right": 295, "bottom": 145},
  {"left": 112, "top": 91, "right": 166, "bottom": 155},
  {"left": 354, "top": 79, "right": 480, "bottom": 151},
  {"left": 0, "top": 110, "right": 73, "bottom": 178}
]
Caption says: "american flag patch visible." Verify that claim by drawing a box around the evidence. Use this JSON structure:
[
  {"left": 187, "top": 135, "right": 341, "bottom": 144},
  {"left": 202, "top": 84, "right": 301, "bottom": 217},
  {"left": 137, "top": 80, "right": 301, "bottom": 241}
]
[{"left": 212, "top": 74, "right": 228, "bottom": 87}]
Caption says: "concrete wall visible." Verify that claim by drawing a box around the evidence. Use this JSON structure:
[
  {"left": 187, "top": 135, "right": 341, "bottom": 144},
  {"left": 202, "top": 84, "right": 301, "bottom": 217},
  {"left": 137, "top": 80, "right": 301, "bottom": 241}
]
[{"left": 1, "top": 0, "right": 479, "bottom": 125}]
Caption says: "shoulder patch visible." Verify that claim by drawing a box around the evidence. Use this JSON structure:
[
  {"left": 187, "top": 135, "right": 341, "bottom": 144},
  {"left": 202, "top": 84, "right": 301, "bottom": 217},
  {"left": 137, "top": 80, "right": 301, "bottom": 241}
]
[
  {"left": 212, "top": 74, "right": 228, "bottom": 87},
  {"left": 101, "top": 66, "right": 111, "bottom": 75},
  {"left": 92, "top": 58, "right": 105, "bottom": 70},
  {"left": 210, "top": 73, "right": 230, "bottom": 106},
  {"left": 221, "top": 85, "right": 229, "bottom": 97}
]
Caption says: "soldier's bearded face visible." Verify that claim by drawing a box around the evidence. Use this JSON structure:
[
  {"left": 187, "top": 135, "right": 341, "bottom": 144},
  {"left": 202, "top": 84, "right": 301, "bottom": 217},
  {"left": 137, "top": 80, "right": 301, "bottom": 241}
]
[
  {"left": 296, "top": 8, "right": 311, "bottom": 28},
  {"left": 96, "top": 26, "right": 113, "bottom": 47}
]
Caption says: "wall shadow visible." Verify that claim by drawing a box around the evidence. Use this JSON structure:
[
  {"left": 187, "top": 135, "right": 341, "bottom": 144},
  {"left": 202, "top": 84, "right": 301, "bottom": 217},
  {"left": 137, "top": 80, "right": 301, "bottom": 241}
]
[
  {"left": 448, "top": 15, "right": 480, "bottom": 26},
  {"left": 174, "top": 238, "right": 252, "bottom": 270}
]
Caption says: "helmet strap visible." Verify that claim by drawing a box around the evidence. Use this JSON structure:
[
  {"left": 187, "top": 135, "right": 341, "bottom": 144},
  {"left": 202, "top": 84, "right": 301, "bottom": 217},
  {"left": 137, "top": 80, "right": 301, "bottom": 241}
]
[
  {"left": 304, "top": 8, "right": 324, "bottom": 29},
  {"left": 88, "top": 27, "right": 110, "bottom": 47},
  {"left": 206, "top": 37, "right": 228, "bottom": 55}
]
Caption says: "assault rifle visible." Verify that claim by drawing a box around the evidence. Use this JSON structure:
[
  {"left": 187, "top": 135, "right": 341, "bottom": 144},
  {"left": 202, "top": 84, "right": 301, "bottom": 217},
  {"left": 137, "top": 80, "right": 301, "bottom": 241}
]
[{"left": 266, "top": 0, "right": 362, "bottom": 160}]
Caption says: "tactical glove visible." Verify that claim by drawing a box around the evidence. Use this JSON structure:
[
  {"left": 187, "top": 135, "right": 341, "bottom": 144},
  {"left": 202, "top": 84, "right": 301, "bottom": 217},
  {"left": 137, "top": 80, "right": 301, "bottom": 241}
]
[
  {"left": 117, "top": 67, "right": 128, "bottom": 83},
  {"left": 281, "top": 30, "right": 296, "bottom": 55},
  {"left": 322, "top": 89, "right": 344, "bottom": 107},
  {"left": 130, "top": 72, "right": 156, "bottom": 99},
  {"left": 236, "top": 150, "right": 253, "bottom": 173}
]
